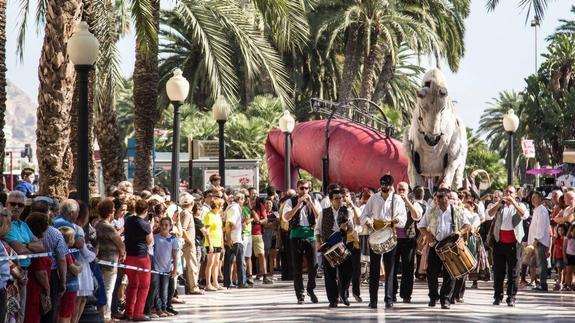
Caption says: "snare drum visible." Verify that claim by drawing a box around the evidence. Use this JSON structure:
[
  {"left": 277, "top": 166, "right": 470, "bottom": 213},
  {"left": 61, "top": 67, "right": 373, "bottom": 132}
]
[
  {"left": 435, "top": 234, "right": 477, "bottom": 280},
  {"left": 324, "top": 242, "right": 351, "bottom": 267},
  {"left": 368, "top": 227, "right": 397, "bottom": 255}
]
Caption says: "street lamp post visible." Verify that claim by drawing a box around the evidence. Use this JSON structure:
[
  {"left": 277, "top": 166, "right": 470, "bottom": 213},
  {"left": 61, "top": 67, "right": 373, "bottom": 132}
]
[
  {"left": 166, "top": 68, "right": 190, "bottom": 204},
  {"left": 212, "top": 96, "right": 230, "bottom": 187},
  {"left": 278, "top": 111, "right": 295, "bottom": 192},
  {"left": 67, "top": 21, "right": 99, "bottom": 205},
  {"left": 503, "top": 109, "right": 520, "bottom": 186},
  {"left": 531, "top": 16, "right": 540, "bottom": 73}
]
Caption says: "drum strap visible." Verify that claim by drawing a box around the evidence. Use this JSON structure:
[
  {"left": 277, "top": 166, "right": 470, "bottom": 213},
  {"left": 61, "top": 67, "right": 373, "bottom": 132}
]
[{"left": 450, "top": 204, "right": 455, "bottom": 233}]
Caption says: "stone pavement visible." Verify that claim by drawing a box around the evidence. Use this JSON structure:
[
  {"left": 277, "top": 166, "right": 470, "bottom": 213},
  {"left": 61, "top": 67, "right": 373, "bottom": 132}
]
[{"left": 142, "top": 279, "right": 575, "bottom": 322}]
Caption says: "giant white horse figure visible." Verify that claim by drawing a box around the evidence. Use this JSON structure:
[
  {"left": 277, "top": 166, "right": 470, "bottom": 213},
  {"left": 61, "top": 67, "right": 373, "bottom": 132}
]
[{"left": 404, "top": 68, "right": 468, "bottom": 189}]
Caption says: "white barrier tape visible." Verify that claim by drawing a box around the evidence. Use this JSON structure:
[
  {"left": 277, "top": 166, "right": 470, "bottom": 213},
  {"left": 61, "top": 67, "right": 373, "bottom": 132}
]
[
  {"left": 97, "top": 260, "right": 171, "bottom": 276},
  {"left": 0, "top": 248, "right": 80, "bottom": 262}
]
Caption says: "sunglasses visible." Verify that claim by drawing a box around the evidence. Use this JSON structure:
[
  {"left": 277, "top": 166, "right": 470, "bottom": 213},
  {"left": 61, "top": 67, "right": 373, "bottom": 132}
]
[
  {"left": 299, "top": 187, "right": 310, "bottom": 191},
  {"left": 8, "top": 202, "right": 25, "bottom": 208}
]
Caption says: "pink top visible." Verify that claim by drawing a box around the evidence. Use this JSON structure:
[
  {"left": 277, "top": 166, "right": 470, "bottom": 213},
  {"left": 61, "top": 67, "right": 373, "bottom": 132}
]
[{"left": 566, "top": 238, "right": 575, "bottom": 256}]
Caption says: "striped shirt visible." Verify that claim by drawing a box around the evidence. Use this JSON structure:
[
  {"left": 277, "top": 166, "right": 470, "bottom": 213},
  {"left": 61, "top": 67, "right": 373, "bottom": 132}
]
[{"left": 43, "top": 226, "right": 68, "bottom": 270}]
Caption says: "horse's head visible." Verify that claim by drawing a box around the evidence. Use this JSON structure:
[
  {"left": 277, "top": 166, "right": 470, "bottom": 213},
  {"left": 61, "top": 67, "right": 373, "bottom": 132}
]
[{"left": 416, "top": 68, "right": 451, "bottom": 147}]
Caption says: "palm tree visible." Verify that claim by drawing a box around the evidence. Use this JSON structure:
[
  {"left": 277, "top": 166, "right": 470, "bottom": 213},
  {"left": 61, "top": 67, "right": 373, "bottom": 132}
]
[
  {"left": 158, "top": 0, "right": 295, "bottom": 110},
  {"left": 477, "top": 90, "right": 523, "bottom": 159},
  {"left": 35, "top": 0, "right": 82, "bottom": 197},
  {"left": 541, "top": 33, "right": 575, "bottom": 95},
  {"left": 486, "top": 0, "right": 550, "bottom": 22},
  {"left": 0, "top": 0, "right": 6, "bottom": 189}
]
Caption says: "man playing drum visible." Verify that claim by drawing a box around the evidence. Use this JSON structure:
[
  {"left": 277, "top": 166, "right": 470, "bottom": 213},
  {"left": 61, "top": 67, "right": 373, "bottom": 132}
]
[
  {"left": 417, "top": 188, "right": 470, "bottom": 309},
  {"left": 314, "top": 189, "right": 354, "bottom": 308},
  {"left": 360, "top": 175, "right": 407, "bottom": 309}
]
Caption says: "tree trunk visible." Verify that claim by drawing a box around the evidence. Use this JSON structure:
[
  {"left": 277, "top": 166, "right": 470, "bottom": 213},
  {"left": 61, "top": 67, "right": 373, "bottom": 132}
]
[
  {"left": 0, "top": 0, "right": 6, "bottom": 188},
  {"left": 358, "top": 30, "right": 379, "bottom": 102},
  {"left": 338, "top": 26, "right": 361, "bottom": 103},
  {"left": 36, "top": 0, "right": 82, "bottom": 198},
  {"left": 371, "top": 51, "right": 394, "bottom": 105},
  {"left": 133, "top": 0, "right": 159, "bottom": 191},
  {"left": 92, "top": 0, "right": 125, "bottom": 191}
]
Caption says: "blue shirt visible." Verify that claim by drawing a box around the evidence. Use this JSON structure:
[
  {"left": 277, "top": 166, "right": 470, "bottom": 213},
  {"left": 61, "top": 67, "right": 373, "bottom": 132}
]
[
  {"left": 5, "top": 220, "right": 36, "bottom": 268},
  {"left": 43, "top": 226, "right": 69, "bottom": 270},
  {"left": 53, "top": 215, "right": 82, "bottom": 239},
  {"left": 152, "top": 234, "right": 178, "bottom": 272},
  {"left": 14, "top": 181, "right": 34, "bottom": 197}
]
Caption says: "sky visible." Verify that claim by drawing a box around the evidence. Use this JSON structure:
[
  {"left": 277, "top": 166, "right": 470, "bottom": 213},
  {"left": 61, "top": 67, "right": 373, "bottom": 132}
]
[{"left": 5, "top": 1, "right": 575, "bottom": 132}]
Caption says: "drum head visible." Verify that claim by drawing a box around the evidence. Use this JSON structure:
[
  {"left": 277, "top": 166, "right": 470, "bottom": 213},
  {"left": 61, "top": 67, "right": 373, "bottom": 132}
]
[
  {"left": 435, "top": 233, "right": 459, "bottom": 250},
  {"left": 369, "top": 227, "right": 393, "bottom": 243}
]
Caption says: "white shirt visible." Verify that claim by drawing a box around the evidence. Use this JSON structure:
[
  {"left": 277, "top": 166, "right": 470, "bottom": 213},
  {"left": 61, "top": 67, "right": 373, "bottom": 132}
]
[
  {"left": 528, "top": 205, "right": 551, "bottom": 247},
  {"left": 320, "top": 196, "right": 331, "bottom": 209},
  {"left": 466, "top": 210, "right": 481, "bottom": 229},
  {"left": 359, "top": 193, "right": 407, "bottom": 228},
  {"left": 282, "top": 198, "right": 321, "bottom": 227},
  {"left": 314, "top": 207, "right": 354, "bottom": 237},
  {"left": 500, "top": 203, "right": 529, "bottom": 230},
  {"left": 225, "top": 203, "right": 243, "bottom": 244},
  {"left": 199, "top": 204, "right": 211, "bottom": 221},
  {"left": 418, "top": 205, "right": 471, "bottom": 242}
]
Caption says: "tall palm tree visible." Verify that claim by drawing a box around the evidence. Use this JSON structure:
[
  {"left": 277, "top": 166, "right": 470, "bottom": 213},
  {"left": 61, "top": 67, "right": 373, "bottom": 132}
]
[
  {"left": 133, "top": 0, "right": 159, "bottom": 191},
  {"left": 486, "top": 0, "right": 550, "bottom": 22},
  {"left": 0, "top": 0, "right": 6, "bottom": 189},
  {"left": 556, "top": 5, "right": 575, "bottom": 34},
  {"left": 541, "top": 33, "right": 575, "bottom": 95},
  {"left": 477, "top": 90, "right": 523, "bottom": 159}
]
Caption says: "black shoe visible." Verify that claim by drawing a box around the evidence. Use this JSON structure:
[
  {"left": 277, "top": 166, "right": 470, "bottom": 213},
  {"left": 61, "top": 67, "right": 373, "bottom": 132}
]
[
  {"left": 385, "top": 302, "right": 393, "bottom": 309},
  {"left": 238, "top": 284, "right": 252, "bottom": 289},
  {"left": 342, "top": 298, "right": 350, "bottom": 306},
  {"left": 166, "top": 308, "right": 179, "bottom": 315},
  {"left": 353, "top": 294, "right": 363, "bottom": 303},
  {"left": 506, "top": 297, "right": 515, "bottom": 307},
  {"left": 533, "top": 286, "right": 548, "bottom": 292},
  {"left": 470, "top": 282, "right": 478, "bottom": 289},
  {"left": 455, "top": 297, "right": 464, "bottom": 303},
  {"left": 441, "top": 303, "right": 450, "bottom": 310},
  {"left": 428, "top": 300, "right": 436, "bottom": 307},
  {"left": 368, "top": 302, "right": 377, "bottom": 309},
  {"left": 247, "top": 279, "right": 254, "bottom": 285},
  {"left": 392, "top": 296, "right": 397, "bottom": 302},
  {"left": 308, "top": 291, "right": 319, "bottom": 304},
  {"left": 402, "top": 298, "right": 411, "bottom": 303},
  {"left": 297, "top": 299, "right": 305, "bottom": 305},
  {"left": 329, "top": 302, "right": 338, "bottom": 308},
  {"left": 133, "top": 316, "right": 152, "bottom": 322},
  {"left": 493, "top": 299, "right": 501, "bottom": 306}
]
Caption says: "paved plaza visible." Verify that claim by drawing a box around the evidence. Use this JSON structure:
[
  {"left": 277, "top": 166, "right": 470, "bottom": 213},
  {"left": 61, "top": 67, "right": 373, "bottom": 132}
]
[{"left": 151, "top": 279, "right": 575, "bottom": 322}]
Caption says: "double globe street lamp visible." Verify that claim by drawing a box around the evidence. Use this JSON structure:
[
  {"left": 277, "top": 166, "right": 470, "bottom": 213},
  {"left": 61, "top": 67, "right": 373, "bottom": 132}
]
[
  {"left": 212, "top": 96, "right": 231, "bottom": 187},
  {"left": 502, "top": 109, "right": 520, "bottom": 186},
  {"left": 67, "top": 21, "right": 99, "bottom": 205},
  {"left": 166, "top": 69, "right": 190, "bottom": 203},
  {"left": 278, "top": 111, "right": 295, "bottom": 192}
]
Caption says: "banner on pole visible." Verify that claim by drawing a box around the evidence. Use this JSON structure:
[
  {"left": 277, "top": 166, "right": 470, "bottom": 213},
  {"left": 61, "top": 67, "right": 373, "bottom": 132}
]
[{"left": 521, "top": 140, "right": 535, "bottom": 158}]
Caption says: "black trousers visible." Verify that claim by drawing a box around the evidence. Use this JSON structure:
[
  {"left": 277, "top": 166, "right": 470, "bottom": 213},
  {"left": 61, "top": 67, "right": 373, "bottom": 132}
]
[
  {"left": 451, "top": 275, "right": 467, "bottom": 303},
  {"left": 281, "top": 231, "right": 293, "bottom": 280},
  {"left": 290, "top": 238, "right": 317, "bottom": 300},
  {"left": 427, "top": 246, "right": 454, "bottom": 304},
  {"left": 323, "top": 253, "right": 353, "bottom": 304},
  {"left": 41, "top": 268, "right": 61, "bottom": 323},
  {"left": 0, "top": 287, "right": 6, "bottom": 323},
  {"left": 493, "top": 241, "right": 520, "bottom": 300},
  {"left": 350, "top": 247, "right": 361, "bottom": 297},
  {"left": 369, "top": 246, "right": 396, "bottom": 304},
  {"left": 392, "top": 238, "right": 416, "bottom": 300}
]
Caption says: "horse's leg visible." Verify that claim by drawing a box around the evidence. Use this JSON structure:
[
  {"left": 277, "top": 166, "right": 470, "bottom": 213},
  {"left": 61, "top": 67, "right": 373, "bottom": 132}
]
[
  {"left": 452, "top": 162, "right": 465, "bottom": 190},
  {"left": 408, "top": 162, "right": 425, "bottom": 188}
]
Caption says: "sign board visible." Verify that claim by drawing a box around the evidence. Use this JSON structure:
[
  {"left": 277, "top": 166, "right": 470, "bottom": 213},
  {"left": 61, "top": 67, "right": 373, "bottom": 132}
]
[
  {"left": 191, "top": 139, "right": 219, "bottom": 159},
  {"left": 521, "top": 140, "right": 535, "bottom": 158},
  {"left": 204, "top": 169, "right": 256, "bottom": 190}
]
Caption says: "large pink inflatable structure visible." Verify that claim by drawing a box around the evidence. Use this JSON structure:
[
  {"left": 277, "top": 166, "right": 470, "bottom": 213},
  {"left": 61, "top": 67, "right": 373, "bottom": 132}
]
[{"left": 265, "top": 119, "right": 409, "bottom": 192}]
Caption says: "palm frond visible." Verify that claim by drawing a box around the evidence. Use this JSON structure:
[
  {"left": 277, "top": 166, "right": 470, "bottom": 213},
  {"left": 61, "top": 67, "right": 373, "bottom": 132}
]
[{"left": 131, "top": 0, "right": 158, "bottom": 52}]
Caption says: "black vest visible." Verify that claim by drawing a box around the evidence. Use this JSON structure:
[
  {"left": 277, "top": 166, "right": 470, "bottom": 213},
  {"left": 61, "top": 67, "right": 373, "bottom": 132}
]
[
  {"left": 320, "top": 206, "right": 349, "bottom": 242},
  {"left": 288, "top": 196, "right": 316, "bottom": 230}
]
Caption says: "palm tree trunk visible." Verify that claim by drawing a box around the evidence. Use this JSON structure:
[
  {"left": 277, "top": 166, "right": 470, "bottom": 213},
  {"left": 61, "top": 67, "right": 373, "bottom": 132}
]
[
  {"left": 0, "top": 0, "right": 6, "bottom": 188},
  {"left": 36, "top": 0, "right": 82, "bottom": 198},
  {"left": 338, "top": 26, "right": 361, "bottom": 103},
  {"left": 133, "top": 0, "right": 159, "bottom": 191},
  {"left": 371, "top": 51, "right": 394, "bottom": 105},
  {"left": 91, "top": 0, "right": 125, "bottom": 191},
  {"left": 358, "top": 30, "right": 379, "bottom": 101}
]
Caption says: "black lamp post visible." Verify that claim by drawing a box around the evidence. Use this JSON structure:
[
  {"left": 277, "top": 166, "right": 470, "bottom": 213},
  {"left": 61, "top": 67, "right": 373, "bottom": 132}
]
[
  {"left": 166, "top": 68, "right": 190, "bottom": 204},
  {"left": 502, "top": 109, "right": 520, "bottom": 186},
  {"left": 212, "top": 96, "right": 230, "bottom": 187},
  {"left": 278, "top": 111, "right": 295, "bottom": 192},
  {"left": 67, "top": 21, "right": 99, "bottom": 205}
]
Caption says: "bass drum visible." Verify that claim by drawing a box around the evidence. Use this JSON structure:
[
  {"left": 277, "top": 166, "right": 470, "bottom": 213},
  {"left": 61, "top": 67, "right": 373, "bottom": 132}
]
[{"left": 435, "top": 234, "right": 477, "bottom": 280}]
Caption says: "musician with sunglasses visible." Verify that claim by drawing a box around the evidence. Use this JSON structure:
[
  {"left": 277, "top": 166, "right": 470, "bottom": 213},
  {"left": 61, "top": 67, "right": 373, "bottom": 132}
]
[
  {"left": 487, "top": 185, "right": 529, "bottom": 306},
  {"left": 282, "top": 179, "right": 321, "bottom": 304},
  {"left": 360, "top": 174, "right": 407, "bottom": 309}
]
